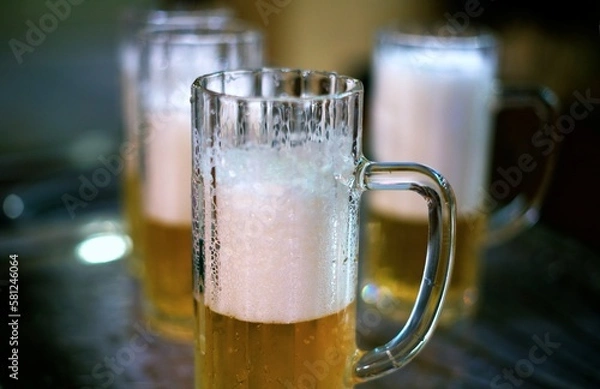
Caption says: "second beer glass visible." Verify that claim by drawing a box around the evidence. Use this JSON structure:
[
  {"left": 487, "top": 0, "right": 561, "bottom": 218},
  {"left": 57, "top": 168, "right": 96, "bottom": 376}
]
[
  {"left": 117, "top": 7, "right": 235, "bottom": 278},
  {"left": 138, "top": 17, "right": 263, "bottom": 340},
  {"left": 362, "top": 25, "right": 557, "bottom": 325}
]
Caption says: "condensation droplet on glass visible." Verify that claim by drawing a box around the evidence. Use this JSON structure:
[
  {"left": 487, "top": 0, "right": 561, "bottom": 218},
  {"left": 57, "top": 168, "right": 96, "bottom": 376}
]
[{"left": 303, "top": 336, "right": 315, "bottom": 345}]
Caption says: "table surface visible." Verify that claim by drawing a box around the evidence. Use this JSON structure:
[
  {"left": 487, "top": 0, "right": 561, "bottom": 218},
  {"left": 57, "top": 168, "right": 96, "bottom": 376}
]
[{"left": 1, "top": 211, "right": 599, "bottom": 389}]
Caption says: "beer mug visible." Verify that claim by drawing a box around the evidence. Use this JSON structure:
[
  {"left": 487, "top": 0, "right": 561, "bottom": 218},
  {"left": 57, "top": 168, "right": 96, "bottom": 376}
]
[
  {"left": 191, "top": 68, "right": 457, "bottom": 387},
  {"left": 361, "top": 25, "right": 558, "bottom": 326},
  {"left": 137, "top": 17, "right": 263, "bottom": 340},
  {"left": 117, "top": 6, "right": 235, "bottom": 278}
]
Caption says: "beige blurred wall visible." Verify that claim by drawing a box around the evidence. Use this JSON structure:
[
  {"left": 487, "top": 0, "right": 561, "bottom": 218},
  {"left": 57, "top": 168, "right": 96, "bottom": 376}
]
[{"left": 220, "top": 0, "right": 436, "bottom": 76}]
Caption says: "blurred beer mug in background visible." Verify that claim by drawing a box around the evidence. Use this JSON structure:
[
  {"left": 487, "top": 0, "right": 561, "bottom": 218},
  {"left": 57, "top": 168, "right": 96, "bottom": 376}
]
[
  {"left": 136, "top": 18, "right": 263, "bottom": 340},
  {"left": 191, "top": 68, "right": 456, "bottom": 388},
  {"left": 117, "top": 6, "right": 234, "bottom": 278},
  {"left": 361, "top": 25, "right": 558, "bottom": 326}
]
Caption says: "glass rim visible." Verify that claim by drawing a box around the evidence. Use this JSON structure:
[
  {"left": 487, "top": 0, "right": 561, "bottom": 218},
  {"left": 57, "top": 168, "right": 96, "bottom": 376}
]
[
  {"left": 192, "top": 68, "right": 364, "bottom": 103},
  {"left": 136, "top": 16, "right": 263, "bottom": 46},
  {"left": 119, "top": 6, "right": 235, "bottom": 25},
  {"left": 377, "top": 22, "right": 498, "bottom": 50}
]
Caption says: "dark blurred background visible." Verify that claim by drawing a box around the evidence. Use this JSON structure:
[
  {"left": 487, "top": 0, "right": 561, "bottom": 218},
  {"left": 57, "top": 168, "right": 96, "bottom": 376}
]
[
  {"left": 0, "top": 0, "right": 598, "bottom": 252},
  {"left": 0, "top": 0, "right": 149, "bottom": 235}
]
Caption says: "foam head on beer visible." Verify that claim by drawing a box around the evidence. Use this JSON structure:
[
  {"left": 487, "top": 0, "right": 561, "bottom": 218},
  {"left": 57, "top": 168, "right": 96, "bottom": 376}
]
[
  {"left": 203, "top": 139, "right": 357, "bottom": 324},
  {"left": 370, "top": 39, "right": 497, "bottom": 218},
  {"left": 142, "top": 37, "right": 222, "bottom": 225},
  {"left": 143, "top": 28, "right": 260, "bottom": 225}
]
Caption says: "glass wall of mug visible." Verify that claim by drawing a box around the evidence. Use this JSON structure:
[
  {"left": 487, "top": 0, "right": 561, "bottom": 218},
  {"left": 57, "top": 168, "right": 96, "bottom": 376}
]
[
  {"left": 361, "top": 24, "right": 558, "bottom": 326},
  {"left": 117, "top": 6, "right": 235, "bottom": 278},
  {"left": 191, "top": 68, "right": 457, "bottom": 388},
  {"left": 136, "top": 18, "right": 263, "bottom": 340}
]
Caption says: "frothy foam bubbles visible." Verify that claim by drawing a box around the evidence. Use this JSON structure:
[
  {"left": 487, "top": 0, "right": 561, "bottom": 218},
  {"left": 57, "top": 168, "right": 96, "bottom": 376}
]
[{"left": 203, "top": 142, "right": 357, "bottom": 324}]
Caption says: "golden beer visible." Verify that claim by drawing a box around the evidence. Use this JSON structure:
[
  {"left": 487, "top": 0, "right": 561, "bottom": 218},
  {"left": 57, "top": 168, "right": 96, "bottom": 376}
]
[
  {"left": 195, "top": 296, "right": 356, "bottom": 389},
  {"left": 140, "top": 108, "right": 194, "bottom": 339},
  {"left": 362, "top": 211, "right": 487, "bottom": 324},
  {"left": 143, "top": 218, "right": 193, "bottom": 339},
  {"left": 122, "top": 169, "right": 144, "bottom": 277}
]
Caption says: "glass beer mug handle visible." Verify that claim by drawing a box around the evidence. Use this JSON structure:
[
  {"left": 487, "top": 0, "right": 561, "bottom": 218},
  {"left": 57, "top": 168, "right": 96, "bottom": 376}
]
[
  {"left": 353, "top": 160, "right": 456, "bottom": 381},
  {"left": 486, "top": 84, "right": 560, "bottom": 245}
]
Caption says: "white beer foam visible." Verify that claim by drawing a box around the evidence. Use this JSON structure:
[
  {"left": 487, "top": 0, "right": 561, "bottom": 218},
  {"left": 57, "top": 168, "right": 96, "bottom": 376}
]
[
  {"left": 144, "top": 112, "right": 192, "bottom": 224},
  {"left": 146, "top": 44, "right": 224, "bottom": 113},
  {"left": 204, "top": 143, "right": 357, "bottom": 324},
  {"left": 370, "top": 48, "right": 496, "bottom": 218},
  {"left": 142, "top": 41, "right": 254, "bottom": 224}
]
